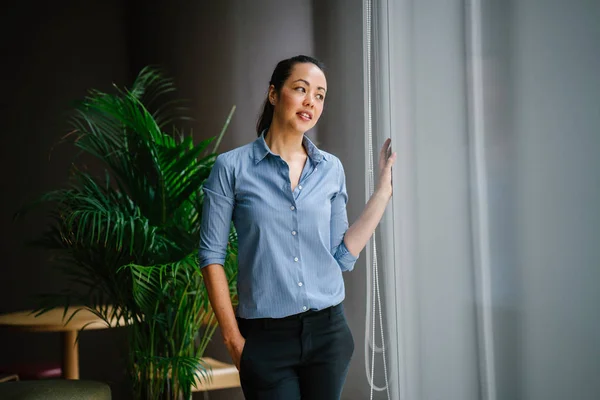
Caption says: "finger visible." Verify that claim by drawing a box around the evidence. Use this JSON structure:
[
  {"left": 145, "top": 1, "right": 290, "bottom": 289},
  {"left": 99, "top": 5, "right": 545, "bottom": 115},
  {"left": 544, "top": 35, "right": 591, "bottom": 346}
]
[
  {"left": 380, "top": 138, "right": 391, "bottom": 159},
  {"left": 386, "top": 152, "right": 397, "bottom": 167},
  {"left": 379, "top": 141, "right": 392, "bottom": 170}
]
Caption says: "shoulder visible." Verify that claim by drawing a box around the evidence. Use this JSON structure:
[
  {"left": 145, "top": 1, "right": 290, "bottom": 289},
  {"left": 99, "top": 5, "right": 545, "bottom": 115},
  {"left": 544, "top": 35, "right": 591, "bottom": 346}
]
[
  {"left": 205, "top": 141, "right": 256, "bottom": 193},
  {"left": 319, "top": 150, "right": 344, "bottom": 175},
  {"left": 213, "top": 141, "right": 255, "bottom": 171},
  {"left": 216, "top": 141, "right": 254, "bottom": 163}
]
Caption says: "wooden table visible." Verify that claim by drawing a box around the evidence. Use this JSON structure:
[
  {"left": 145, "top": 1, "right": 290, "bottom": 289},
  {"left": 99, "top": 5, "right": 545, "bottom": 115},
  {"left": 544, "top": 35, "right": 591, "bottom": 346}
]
[
  {"left": 192, "top": 357, "right": 240, "bottom": 392},
  {"left": 0, "top": 306, "right": 125, "bottom": 380}
]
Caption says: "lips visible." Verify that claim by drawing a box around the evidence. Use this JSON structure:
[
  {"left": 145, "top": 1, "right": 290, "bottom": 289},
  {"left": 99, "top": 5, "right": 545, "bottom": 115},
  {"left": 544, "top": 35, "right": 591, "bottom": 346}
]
[{"left": 297, "top": 111, "right": 313, "bottom": 121}]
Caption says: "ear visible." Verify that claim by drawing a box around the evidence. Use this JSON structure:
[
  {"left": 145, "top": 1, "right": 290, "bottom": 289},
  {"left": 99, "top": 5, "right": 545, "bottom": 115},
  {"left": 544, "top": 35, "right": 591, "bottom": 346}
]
[{"left": 268, "top": 85, "right": 277, "bottom": 105}]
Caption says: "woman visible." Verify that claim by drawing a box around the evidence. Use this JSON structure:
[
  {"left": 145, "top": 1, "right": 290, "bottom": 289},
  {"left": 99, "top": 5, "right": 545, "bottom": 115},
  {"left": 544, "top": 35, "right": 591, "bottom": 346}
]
[{"left": 199, "top": 55, "right": 396, "bottom": 399}]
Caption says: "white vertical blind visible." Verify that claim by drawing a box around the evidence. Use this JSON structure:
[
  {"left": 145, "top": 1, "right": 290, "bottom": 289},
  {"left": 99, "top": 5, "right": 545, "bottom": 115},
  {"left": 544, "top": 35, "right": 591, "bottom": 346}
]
[
  {"left": 464, "top": 1, "right": 497, "bottom": 399},
  {"left": 366, "top": 1, "right": 484, "bottom": 399},
  {"left": 364, "top": 0, "right": 420, "bottom": 399}
]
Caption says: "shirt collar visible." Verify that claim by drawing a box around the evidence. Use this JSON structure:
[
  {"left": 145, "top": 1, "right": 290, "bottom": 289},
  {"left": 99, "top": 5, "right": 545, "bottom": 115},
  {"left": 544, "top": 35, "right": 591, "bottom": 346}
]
[{"left": 253, "top": 129, "right": 327, "bottom": 165}]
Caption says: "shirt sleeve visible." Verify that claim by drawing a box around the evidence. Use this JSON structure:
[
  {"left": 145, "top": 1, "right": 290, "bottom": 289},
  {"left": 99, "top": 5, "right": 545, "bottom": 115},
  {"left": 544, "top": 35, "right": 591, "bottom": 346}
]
[
  {"left": 330, "top": 158, "right": 359, "bottom": 272},
  {"left": 198, "top": 154, "right": 235, "bottom": 269}
]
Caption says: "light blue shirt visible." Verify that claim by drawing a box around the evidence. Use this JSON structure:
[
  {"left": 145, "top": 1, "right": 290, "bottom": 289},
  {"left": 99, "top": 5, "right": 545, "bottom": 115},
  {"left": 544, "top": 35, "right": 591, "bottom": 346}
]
[{"left": 199, "top": 131, "right": 359, "bottom": 319}]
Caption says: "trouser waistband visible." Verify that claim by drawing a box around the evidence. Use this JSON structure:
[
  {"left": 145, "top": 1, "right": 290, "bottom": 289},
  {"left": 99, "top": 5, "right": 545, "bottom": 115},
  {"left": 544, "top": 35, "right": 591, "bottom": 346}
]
[{"left": 237, "top": 303, "right": 343, "bottom": 330}]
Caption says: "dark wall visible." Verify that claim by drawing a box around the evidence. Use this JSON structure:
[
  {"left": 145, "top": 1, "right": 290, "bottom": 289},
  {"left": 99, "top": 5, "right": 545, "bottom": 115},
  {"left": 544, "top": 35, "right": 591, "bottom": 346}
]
[
  {"left": 0, "top": 1, "right": 132, "bottom": 398},
  {"left": 0, "top": 1, "right": 131, "bottom": 309},
  {"left": 126, "top": 0, "right": 316, "bottom": 151},
  {"left": 127, "top": 0, "right": 238, "bottom": 149}
]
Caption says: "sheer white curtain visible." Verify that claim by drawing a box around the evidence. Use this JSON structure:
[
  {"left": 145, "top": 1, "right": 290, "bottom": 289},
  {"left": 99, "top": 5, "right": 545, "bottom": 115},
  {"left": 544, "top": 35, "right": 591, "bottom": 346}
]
[
  {"left": 365, "top": 1, "right": 493, "bottom": 399},
  {"left": 367, "top": 1, "right": 600, "bottom": 400}
]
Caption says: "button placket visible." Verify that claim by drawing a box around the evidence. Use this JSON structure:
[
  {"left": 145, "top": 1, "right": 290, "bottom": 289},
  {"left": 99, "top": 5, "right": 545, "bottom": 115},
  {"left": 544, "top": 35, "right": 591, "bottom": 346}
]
[
  {"left": 295, "top": 161, "right": 320, "bottom": 195},
  {"left": 294, "top": 161, "right": 319, "bottom": 200},
  {"left": 290, "top": 195, "right": 299, "bottom": 266},
  {"left": 288, "top": 173, "right": 304, "bottom": 311}
]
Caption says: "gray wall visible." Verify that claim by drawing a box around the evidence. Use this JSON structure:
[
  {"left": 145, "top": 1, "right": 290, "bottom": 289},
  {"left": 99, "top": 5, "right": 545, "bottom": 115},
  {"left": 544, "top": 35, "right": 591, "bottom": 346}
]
[{"left": 311, "top": 0, "right": 371, "bottom": 399}]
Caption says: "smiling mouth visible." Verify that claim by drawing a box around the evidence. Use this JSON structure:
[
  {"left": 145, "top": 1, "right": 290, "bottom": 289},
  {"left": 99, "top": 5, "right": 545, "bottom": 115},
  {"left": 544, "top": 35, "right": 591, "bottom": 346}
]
[{"left": 297, "top": 112, "right": 312, "bottom": 121}]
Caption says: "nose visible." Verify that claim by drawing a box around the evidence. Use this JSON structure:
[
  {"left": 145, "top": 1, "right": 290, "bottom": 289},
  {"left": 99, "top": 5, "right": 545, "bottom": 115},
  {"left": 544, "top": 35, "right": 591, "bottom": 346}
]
[{"left": 303, "top": 94, "right": 315, "bottom": 107}]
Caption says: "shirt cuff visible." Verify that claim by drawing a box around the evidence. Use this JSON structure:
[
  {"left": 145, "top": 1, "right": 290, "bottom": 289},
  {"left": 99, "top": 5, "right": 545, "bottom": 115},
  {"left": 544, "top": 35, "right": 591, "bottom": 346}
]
[
  {"left": 198, "top": 252, "right": 226, "bottom": 269},
  {"left": 335, "top": 240, "right": 359, "bottom": 272}
]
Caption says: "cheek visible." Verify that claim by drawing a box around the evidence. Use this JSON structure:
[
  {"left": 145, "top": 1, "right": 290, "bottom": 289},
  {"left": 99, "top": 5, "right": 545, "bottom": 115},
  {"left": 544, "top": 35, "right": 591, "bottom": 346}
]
[
  {"left": 314, "top": 104, "right": 324, "bottom": 119},
  {"left": 281, "top": 89, "right": 298, "bottom": 102},
  {"left": 281, "top": 94, "right": 301, "bottom": 113}
]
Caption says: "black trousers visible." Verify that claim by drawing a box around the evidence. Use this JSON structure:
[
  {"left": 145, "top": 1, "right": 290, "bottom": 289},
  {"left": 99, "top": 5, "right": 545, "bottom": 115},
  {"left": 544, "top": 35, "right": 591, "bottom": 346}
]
[{"left": 236, "top": 303, "right": 354, "bottom": 400}]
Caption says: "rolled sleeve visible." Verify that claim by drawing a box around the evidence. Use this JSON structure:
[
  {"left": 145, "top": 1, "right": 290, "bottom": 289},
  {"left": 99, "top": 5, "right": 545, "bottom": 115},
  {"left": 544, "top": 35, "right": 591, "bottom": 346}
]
[
  {"left": 333, "top": 236, "right": 359, "bottom": 271},
  {"left": 330, "top": 158, "right": 359, "bottom": 272},
  {"left": 199, "top": 155, "right": 235, "bottom": 269}
]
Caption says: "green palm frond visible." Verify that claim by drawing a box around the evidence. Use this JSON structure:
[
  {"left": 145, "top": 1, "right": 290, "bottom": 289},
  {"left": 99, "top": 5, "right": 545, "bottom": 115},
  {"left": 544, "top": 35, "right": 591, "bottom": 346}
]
[{"left": 19, "top": 66, "right": 237, "bottom": 399}]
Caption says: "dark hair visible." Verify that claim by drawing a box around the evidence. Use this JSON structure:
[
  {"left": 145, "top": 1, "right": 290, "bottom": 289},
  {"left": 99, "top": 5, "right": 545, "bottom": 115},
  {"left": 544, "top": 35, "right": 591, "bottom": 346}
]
[{"left": 256, "top": 55, "right": 326, "bottom": 136}]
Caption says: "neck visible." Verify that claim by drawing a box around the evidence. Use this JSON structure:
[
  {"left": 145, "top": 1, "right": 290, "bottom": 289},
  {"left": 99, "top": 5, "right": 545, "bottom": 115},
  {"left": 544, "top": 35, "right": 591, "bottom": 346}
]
[{"left": 265, "top": 122, "right": 306, "bottom": 160}]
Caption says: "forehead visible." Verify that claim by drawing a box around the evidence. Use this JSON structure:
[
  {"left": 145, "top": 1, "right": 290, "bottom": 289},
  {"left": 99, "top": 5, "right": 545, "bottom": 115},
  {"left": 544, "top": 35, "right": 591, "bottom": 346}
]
[{"left": 287, "top": 63, "right": 327, "bottom": 89}]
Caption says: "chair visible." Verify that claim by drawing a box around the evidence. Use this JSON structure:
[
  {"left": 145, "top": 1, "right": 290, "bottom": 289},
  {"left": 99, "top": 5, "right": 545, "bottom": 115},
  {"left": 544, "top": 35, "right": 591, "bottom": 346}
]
[{"left": 0, "top": 362, "right": 62, "bottom": 380}]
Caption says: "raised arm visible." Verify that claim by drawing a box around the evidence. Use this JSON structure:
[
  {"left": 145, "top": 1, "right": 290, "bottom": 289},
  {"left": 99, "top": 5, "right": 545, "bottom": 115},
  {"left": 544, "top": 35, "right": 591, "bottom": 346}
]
[{"left": 343, "top": 138, "right": 397, "bottom": 257}]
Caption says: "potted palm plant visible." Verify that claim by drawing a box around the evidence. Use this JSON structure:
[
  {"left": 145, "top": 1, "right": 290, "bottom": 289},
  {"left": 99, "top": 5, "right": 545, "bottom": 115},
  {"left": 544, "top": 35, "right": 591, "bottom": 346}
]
[{"left": 19, "top": 66, "right": 238, "bottom": 399}]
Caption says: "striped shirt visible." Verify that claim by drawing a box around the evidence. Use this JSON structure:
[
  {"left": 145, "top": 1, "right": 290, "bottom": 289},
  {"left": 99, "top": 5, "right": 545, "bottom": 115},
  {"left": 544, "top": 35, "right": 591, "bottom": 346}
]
[{"left": 198, "top": 131, "right": 359, "bottom": 319}]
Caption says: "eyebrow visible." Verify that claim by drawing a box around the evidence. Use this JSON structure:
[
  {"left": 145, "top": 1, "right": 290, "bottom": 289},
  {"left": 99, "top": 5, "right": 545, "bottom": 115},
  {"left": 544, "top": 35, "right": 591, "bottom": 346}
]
[{"left": 293, "top": 79, "right": 327, "bottom": 93}]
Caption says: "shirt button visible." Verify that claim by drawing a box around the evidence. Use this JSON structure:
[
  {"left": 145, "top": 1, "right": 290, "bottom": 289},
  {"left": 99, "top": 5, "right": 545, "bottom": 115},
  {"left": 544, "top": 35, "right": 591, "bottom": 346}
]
[
  {"left": 298, "top": 185, "right": 303, "bottom": 190},
  {"left": 290, "top": 205, "right": 295, "bottom": 211},
  {"left": 298, "top": 282, "right": 303, "bottom": 287},
  {"left": 303, "top": 306, "right": 307, "bottom": 311},
  {"left": 294, "top": 257, "right": 299, "bottom": 262},
  {"left": 315, "top": 168, "right": 318, "bottom": 171},
  {"left": 291, "top": 230, "right": 297, "bottom": 236}
]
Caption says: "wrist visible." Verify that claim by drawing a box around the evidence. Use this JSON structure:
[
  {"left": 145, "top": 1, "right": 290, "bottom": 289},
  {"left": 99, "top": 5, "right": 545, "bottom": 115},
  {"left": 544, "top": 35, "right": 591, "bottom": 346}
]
[
  {"left": 222, "top": 328, "right": 243, "bottom": 346},
  {"left": 374, "top": 188, "right": 392, "bottom": 201}
]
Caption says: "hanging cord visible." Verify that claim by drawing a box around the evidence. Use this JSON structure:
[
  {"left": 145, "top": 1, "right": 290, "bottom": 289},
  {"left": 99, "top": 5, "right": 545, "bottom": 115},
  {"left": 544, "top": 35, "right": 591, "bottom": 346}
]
[{"left": 364, "top": 0, "right": 390, "bottom": 398}]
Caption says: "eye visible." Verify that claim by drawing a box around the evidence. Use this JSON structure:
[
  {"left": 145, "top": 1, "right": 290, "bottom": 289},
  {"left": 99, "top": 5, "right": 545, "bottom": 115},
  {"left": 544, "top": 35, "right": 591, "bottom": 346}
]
[
  {"left": 316, "top": 94, "right": 325, "bottom": 101},
  {"left": 295, "top": 87, "right": 306, "bottom": 93}
]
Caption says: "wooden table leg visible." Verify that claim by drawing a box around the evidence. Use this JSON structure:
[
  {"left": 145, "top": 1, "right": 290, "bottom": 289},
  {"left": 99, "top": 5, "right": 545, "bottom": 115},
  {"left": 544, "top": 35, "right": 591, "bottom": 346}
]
[{"left": 62, "top": 330, "right": 79, "bottom": 379}]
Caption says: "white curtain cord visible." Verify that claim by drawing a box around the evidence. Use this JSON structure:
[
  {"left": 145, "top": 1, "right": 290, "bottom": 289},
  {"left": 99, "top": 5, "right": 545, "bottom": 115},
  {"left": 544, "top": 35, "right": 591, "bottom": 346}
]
[{"left": 364, "top": 0, "right": 390, "bottom": 398}]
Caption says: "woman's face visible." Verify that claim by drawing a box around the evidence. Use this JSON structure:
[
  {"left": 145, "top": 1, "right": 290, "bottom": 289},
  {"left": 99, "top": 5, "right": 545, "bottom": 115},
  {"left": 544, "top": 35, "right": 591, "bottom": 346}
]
[{"left": 270, "top": 62, "right": 327, "bottom": 134}]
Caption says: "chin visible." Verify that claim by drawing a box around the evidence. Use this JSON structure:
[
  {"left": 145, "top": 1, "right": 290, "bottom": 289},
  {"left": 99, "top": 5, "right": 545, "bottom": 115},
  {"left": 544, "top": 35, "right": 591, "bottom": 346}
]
[
  {"left": 291, "top": 123, "right": 313, "bottom": 134},
  {"left": 301, "top": 119, "right": 317, "bottom": 130}
]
